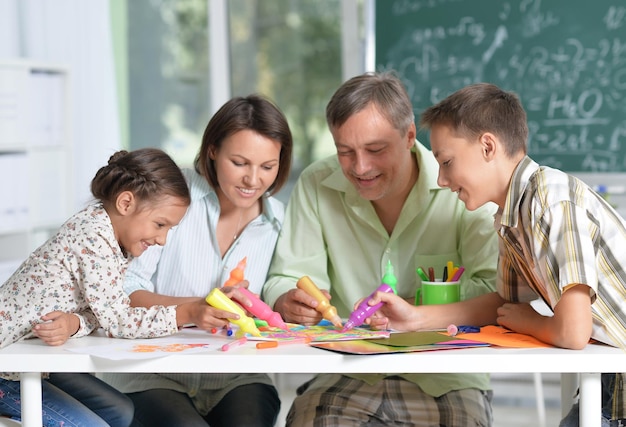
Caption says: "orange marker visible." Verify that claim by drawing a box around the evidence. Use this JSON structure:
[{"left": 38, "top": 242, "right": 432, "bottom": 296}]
[
  {"left": 223, "top": 257, "right": 247, "bottom": 287},
  {"left": 256, "top": 337, "right": 311, "bottom": 349},
  {"left": 296, "top": 276, "right": 342, "bottom": 328}
]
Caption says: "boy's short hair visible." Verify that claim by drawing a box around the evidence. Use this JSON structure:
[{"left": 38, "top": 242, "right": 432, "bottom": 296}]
[{"left": 419, "top": 83, "right": 528, "bottom": 157}]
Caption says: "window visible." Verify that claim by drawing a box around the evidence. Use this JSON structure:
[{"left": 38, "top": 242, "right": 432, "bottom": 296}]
[{"left": 117, "top": 0, "right": 366, "bottom": 200}]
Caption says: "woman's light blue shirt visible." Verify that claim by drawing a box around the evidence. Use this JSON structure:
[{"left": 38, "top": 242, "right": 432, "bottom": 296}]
[{"left": 125, "top": 168, "right": 284, "bottom": 296}]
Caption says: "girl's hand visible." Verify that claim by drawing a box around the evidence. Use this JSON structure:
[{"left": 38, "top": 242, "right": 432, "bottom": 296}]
[{"left": 33, "top": 311, "right": 79, "bottom": 346}]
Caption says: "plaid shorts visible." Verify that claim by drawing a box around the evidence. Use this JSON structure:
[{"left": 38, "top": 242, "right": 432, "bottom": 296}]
[{"left": 286, "top": 374, "right": 493, "bottom": 427}]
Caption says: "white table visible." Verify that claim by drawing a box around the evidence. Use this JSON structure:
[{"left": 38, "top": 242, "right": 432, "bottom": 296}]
[{"left": 1, "top": 329, "right": 624, "bottom": 427}]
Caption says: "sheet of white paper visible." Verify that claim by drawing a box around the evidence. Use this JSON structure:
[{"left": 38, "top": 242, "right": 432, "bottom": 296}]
[{"left": 65, "top": 328, "right": 223, "bottom": 360}]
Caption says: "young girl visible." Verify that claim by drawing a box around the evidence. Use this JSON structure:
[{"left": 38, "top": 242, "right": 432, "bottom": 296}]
[
  {"left": 101, "top": 95, "right": 293, "bottom": 427},
  {"left": 0, "top": 148, "right": 215, "bottom": 427}
]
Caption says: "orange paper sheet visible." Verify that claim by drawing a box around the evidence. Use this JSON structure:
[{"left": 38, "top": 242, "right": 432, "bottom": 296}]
[{"left": 454, "top": 325, "right": 552, "bottom": 348}]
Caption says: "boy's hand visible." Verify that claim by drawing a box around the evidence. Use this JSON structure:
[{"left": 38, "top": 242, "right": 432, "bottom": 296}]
[
  {"left": 496, "top": 302, "right": 538, "bottom": 333},
  {"left": 33, "top": 311, "right": 79, "bottom": 346},
  {"left": 497, "top": 285, "right": 593, "bottom": 350},
  {"left": 364, "top": 292, "right": 418, "bottom": 331}
]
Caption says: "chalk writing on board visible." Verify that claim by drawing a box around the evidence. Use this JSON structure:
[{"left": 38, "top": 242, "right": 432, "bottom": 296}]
[{"left": 376, "top": 0, "right": 626, "bottom": 172}]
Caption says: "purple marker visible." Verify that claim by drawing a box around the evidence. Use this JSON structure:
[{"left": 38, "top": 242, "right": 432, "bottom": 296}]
[{"left": 341, "top": 283, "right": 395, "bottom": 332}]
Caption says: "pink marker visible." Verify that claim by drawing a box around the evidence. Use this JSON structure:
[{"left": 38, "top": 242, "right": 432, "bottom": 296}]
[
  {"left": 341, "top": 283, "right": 395, "bottom": 332},
  {"left": 450, "top": 266, "right": 465, "bottom": 282},
  {"left": 221, "top": 337, "right": 248, "bottom": 351},
  {"left": 232, "top": 287, "right": 288, "bottom": 330}
]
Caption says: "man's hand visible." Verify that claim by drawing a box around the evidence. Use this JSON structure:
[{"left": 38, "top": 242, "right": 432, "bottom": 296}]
[{"left": 274, "top": 288, "right": 328, "bottom": 325}]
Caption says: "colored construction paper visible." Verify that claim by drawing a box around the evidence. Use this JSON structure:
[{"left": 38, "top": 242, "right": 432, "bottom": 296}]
[
  {"left": 251, "top": 322, "right": 390, "bottom": 342},
  {"left": 455, "top": 325, "right": 552, "bottom": 348},
  {"left": 368, "top": 331, "right": 457, "bottom": 347},
  {"left": 310, "top": 339, "right": 489, "bottom": 355}
]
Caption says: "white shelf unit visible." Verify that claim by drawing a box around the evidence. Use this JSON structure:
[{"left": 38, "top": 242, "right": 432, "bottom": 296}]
[{"left": 0, "top": 60, "right": 72, "bottom": 283}]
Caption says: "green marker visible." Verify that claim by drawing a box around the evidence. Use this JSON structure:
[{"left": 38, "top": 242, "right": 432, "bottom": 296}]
[
  {"left": 254, "top": 318, "right": 269, "bottom": 328},
  {"left": 382, "top": 260, "right": 398, "bottom": 294},
  {"left": 416, "top": 266, "right": 429, "bottom": 282}
]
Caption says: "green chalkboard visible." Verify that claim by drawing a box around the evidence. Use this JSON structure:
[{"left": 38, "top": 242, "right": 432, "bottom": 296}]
[{"left": 375, "top": 0, "right": 626, "bottom": 172}]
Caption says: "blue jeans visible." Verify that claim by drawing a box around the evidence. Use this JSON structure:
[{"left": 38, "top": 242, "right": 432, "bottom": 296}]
[
  {"left": 559, "top": 373, "right": 621, "bottom": 427},
  {"left": 0, "top": 373, "right": 134, "bottom": 427},
  {"left": 127, "top": 383, "right": 280, "bottom": 427}
]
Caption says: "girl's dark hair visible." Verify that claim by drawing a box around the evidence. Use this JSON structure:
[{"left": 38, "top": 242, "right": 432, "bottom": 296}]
[
  {"left": 194, "top": 94, "right": 293, "bottom": 196},
  {"left": 91, "top": 148, "right": 191, "bottom": 207}
]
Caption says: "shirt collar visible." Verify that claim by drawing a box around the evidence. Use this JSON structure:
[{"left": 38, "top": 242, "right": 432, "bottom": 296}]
[
  {"left": 184, "top": 168, "right": 213, "bottom": 200},
  {"left": 184, "top": 167, "right": 280, "bottom": 225},
  {"left": 500, "top": 156, "right": 539, "bottom": 227}
]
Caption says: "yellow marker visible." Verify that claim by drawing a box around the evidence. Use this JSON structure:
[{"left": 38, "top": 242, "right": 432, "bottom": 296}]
[
  {"left": 296, "top": 276, "right": 343, "bottom": 328},
  {"left": 447, "top": 261, "right": 454, "bottom": 282},
  {"left": 205, "top": 288, "right": 261, "bottom": 337},
  {"left": 223, "top": 257, "right": 247, "bottom": 287}
]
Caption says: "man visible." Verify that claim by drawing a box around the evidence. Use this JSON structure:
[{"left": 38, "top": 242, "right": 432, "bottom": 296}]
[{"left": 262, "top": 71, "right": 499, "bottom": 426}]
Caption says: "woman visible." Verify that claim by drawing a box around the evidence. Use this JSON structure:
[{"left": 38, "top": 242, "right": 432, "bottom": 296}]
[{"left": 100, "top": 94, "right": 293, "bottom": 427}]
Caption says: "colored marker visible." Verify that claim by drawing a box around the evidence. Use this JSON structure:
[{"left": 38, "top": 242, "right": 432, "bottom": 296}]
[
  {"left": 446, "top": 261, "right": 454, "bottom": 281},
  {"left": 296, "top": 276, "right": 343, "bottom": 328},
  {"left": 210, "top": 326, "right": 232, "bottom": 336},
  {"left": 341, "top": 282, "right": 395, "bottom": 332},
  {"left": 254, "top": 319, "right": 269, "bottom": 328},
  {"left": 457, "top": 325, "right": 480, "bottom": 333},
  {"left": 447, "top": 324, "right": 459, "bottom": 336},
  {"left": 221, "top": 337, "right": 248, "bottom": 351},
  {"left": 442, "top": 266, "right": 448, "bottom": 282},
  {"left": 428, "top": 267, "right": 435, "bottom": 282},
  {"left": 223, "top": 257, "right": 247, "bottom": 287},
  {"left": 450, "top": 266, "right": 465, "bottom": 282},
  {"left": 256, "top": 337, "right": 311, "bottom": 349},
  {"left": 231, "top": 287, "right": 288, "bottom": 329},
  {"left": 205, "top": 288, "right": 262, "bottom": 337},
  {"left": 416, "top": 267, "right": 429, "bottom": 282}
]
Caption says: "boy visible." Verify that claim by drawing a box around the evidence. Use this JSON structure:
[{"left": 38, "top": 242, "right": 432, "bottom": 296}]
[{"left": 368, "top": 82, "right": 626, "bottom": 426}]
